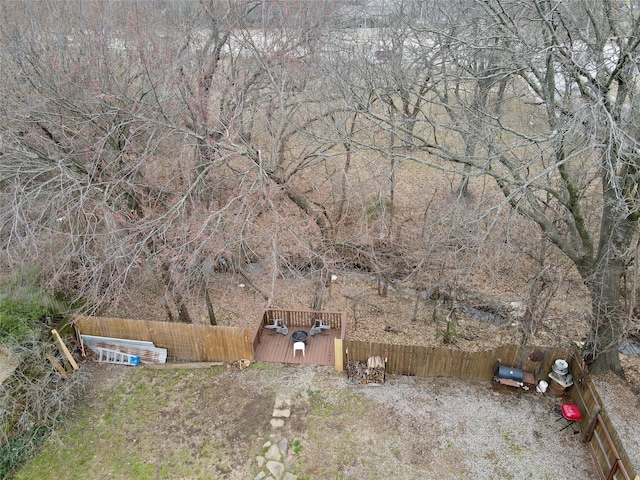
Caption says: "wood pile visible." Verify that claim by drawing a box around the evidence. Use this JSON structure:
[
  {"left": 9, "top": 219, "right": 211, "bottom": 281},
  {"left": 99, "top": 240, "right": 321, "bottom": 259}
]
[
  {"left": 366, "top": 355, "right": 386, "bottom": 384},
  {"left": 347, "top": 355, "right": 386, "bottom": 385},
  {"left": 347, "top": 360, "right": 368, "bottom": 384}
]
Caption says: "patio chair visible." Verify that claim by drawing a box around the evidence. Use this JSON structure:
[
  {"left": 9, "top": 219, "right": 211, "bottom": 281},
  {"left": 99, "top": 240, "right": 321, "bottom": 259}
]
[
  {"left": 293, "top": 341, "right": 305, "bottom": 357},
  {"left": 310, "top": 318, "right": 330, "bottom": 336},
  {"left": 265, "top": 318, "right": 288, "bottom": 335}
]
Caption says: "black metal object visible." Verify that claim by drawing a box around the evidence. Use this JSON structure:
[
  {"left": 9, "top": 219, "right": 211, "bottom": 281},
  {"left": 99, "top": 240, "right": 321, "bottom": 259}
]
[
  {"left": 497, "top": 365, "right": 524, "bottom": 382},
  {"left": 291, "top": 330, "right": 309, "bottom": 343}
]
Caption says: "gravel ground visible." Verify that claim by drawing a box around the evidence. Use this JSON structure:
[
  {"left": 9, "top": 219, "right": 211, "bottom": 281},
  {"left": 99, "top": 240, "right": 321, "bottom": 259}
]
[
  {"left": 255, "top": 365, "right": 598, "bottom": 479},
  {"left": 354, "top": 376, "right": 596, "bottom": 479}
]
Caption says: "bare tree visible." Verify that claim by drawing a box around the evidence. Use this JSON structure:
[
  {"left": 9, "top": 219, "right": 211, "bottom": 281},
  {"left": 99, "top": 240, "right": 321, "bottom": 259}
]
[
  {"left": 4, "top": 0, "right": 637, "bottom": 377},
  {"left": 347, "top": 0, "right": 640, "bottom": 375},
  {"left": 0, "top": 0, "right": 354, "bottom": 318}
]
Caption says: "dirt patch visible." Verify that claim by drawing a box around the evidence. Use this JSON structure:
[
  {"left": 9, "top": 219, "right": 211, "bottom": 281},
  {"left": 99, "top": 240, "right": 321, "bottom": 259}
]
[{"left": 16, "top": 362, "right": 276, "bottom": 479}]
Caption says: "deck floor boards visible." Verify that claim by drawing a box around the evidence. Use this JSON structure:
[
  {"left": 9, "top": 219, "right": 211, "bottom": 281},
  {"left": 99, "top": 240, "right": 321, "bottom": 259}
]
[{"left": 254, "top": 328, "right": 338, "bottom": 366}]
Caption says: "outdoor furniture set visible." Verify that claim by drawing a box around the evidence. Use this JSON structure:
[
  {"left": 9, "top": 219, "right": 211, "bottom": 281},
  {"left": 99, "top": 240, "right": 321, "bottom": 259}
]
[{"left": 265, "top": 317, "right": 330, "bottom": 357}]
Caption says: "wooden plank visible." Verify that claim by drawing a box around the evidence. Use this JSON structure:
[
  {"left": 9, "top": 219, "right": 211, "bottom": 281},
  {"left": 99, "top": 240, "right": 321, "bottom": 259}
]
[
  {"left": 46, "top": 353, "right": 69, "bottom": 379},
  {"left": 334, "top": 338, "right": 344, "bottom": 371},
  {"left": 142, "top": 362, "right": 225, "bottom": 370},
  {"left": 80, "top": 335, "right": 156, "bottom": 347},
  {"left": 51, "top": 329, "right": 79, "bottom": 371}
]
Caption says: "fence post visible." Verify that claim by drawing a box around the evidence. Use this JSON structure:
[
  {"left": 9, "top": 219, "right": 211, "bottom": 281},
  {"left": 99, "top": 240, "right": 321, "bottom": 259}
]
[
  {"left": 582, "top": 405, "right": 601, "bottom": 443},
  {"left": 334, "top": 338, "right": 344, "bottom": 371}
]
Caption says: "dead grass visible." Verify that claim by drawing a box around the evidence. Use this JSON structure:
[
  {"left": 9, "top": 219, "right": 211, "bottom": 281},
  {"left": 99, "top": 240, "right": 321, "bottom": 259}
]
[{"left": 16, "top": 363, "right": 599, "bottom": 480}]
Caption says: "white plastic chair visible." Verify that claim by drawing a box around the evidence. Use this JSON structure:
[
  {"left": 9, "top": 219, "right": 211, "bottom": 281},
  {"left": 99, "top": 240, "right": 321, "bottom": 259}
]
[{"left": 293, "top": 341, "right": 305, "bottom": 357}]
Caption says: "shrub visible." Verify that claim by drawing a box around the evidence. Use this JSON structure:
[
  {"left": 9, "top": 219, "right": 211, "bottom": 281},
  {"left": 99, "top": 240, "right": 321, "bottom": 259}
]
[
  {"left": 0, "top": 329, "right": 89, "bottom": 479},
  {"left": 0, "top": 268, "right": 65, "bottom": 343}
]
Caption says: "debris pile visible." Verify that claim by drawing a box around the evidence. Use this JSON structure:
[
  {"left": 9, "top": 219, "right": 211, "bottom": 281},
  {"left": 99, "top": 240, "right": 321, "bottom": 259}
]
[{"left": 347, "top": 355, "right": 386, "bottom": 385}]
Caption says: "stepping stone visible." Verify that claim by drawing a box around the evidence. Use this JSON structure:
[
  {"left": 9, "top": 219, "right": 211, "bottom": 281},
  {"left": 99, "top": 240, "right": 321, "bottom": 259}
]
[
  {"left": 278, "top": 438, "right": 289, "bottom": 456},
  {"left": 272, "top": 409, "right": 291, "bottom": 418},
  {"left": 267, "top": 460, "right": 285, "bottom": 479},
  {"left": 265, "top": 443, "right": 281, "bottom": 461},
  {"left": 270, "top": 418, "right": 285, "bottom": 428}
]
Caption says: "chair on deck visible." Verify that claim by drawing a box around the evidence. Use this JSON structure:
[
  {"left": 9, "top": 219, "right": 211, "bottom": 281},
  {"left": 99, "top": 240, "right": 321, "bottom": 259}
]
[
  {"left": 310, "top": 318, "right": 330, "bottom": 336},
  {"left": 265, "top": 318, "right": 288, "bottom": 335},
  {"left": 293, "top": 341, "right": 305, "bottom": 357}
]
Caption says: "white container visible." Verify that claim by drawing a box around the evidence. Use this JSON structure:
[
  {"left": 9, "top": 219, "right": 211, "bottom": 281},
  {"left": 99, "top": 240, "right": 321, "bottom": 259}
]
[
  {"left": 536, "top": 380, "right": 548, "bottom": 393},
  {"left": 554, "top": 359, "right": 568, "bottom": 369},
  {"left": 553, "top": 359, "right": 569, "bottom": 375}
]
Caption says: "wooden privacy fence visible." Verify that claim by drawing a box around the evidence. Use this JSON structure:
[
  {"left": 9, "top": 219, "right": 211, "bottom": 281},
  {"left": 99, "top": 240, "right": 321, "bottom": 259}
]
[
  {"left": 76, "top": 316, "right": 254, "bottom": 363},
  {"left": 341, "top": 340, "right": 569, "bottom": 381},
  {"left": 340, "top": 339, "right": 637, "bottom": 479},
  {"left": 567, "top": 355, "right": 637, "bottom": 480}
]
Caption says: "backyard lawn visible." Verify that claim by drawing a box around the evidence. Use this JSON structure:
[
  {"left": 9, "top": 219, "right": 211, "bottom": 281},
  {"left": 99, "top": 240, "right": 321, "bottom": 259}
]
[{"left": 16, "top": 362, "right": 597, "bottom": 479}]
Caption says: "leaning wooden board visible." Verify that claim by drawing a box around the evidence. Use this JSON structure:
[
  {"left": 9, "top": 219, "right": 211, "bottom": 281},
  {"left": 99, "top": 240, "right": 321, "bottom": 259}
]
[{"left": 51, "top": 329, "right": 79, "bottom": 371}]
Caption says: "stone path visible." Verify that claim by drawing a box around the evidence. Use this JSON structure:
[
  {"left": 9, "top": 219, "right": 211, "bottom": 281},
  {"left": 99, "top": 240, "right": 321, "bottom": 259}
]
[{"left": 253, "top": 392, "right": 299, "bottom": 480}]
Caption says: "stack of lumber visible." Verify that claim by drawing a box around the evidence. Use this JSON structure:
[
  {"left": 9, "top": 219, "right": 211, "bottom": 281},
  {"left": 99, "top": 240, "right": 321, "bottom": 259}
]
[{"left": 366, "top": 355, "right": 386, "bottom": 384}]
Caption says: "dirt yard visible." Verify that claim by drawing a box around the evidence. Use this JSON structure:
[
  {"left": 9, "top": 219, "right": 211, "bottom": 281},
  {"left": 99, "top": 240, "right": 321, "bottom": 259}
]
[{"left": 17, "top": 362, "right": 598, "bottom": 480}]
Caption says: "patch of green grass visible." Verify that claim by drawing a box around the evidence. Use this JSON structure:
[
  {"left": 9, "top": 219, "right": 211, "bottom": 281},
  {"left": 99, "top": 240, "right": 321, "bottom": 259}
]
[
  {"left": 292, "top": 439, "right": 303, "bottom": 455},
  {"left": 249, "top": 361, "right": 276, "bottom": 371},
  {"left": 0, "top": 267, "right": 65, "bottom": 343},
  {"left": 15, "top": 366, "right": 259, "bottom": 480},
  {"left": 307, "top": 389, "right": 366, "bottom": 419}
]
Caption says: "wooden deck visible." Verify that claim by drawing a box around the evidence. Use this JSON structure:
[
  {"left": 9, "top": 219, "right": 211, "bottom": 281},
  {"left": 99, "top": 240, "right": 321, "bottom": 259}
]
[
  {"left": 252, "top": 309, "right": 346, "bottom": 366},
  {"left": 254, "top": 328, "right": 340, "bottom": 366}
]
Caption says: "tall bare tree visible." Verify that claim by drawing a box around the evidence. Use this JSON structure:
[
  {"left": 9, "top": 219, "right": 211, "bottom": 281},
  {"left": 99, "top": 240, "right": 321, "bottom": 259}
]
[
  {"left": 348, "top": 0, "right": 640, "bottom": 375},
  {"left": 0, "top": 0, "right": 343, "bottom": 317}
]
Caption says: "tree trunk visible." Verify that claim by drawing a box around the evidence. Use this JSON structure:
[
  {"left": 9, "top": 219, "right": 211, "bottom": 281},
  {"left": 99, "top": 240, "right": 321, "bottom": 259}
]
[
  {"left": 204, "top": 287, "right": 217, "bottom": 326},
  {"left": 583, "top": 192, "right": 635, "bottom": 376},
  {"left": 585, "top": 269, "right": 625, "bottom": 376},
  {"left": 457, "top": 164, "right": 472, "bottom": 198},
  {"left": 161, "top": 262, "right": 192, "bottom": 324},
  {"left": 311, "top": 268, "right": 328, "bottom": 311}
]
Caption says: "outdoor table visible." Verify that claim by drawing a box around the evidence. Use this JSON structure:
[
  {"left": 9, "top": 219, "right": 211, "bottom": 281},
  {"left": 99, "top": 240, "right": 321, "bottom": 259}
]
[{"left": 291, "top": 330, "right": 309, "bottom": 344}]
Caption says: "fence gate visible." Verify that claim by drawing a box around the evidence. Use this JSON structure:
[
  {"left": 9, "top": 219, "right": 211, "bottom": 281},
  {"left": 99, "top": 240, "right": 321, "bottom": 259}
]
[{"left": 585, "top": 413, "right": 632, "bottom": 480}]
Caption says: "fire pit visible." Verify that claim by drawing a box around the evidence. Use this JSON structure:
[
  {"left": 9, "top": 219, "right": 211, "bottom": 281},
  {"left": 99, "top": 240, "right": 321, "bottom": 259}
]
[{"left": 291, "top": 330, "right": 309, "bottom": 344}]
